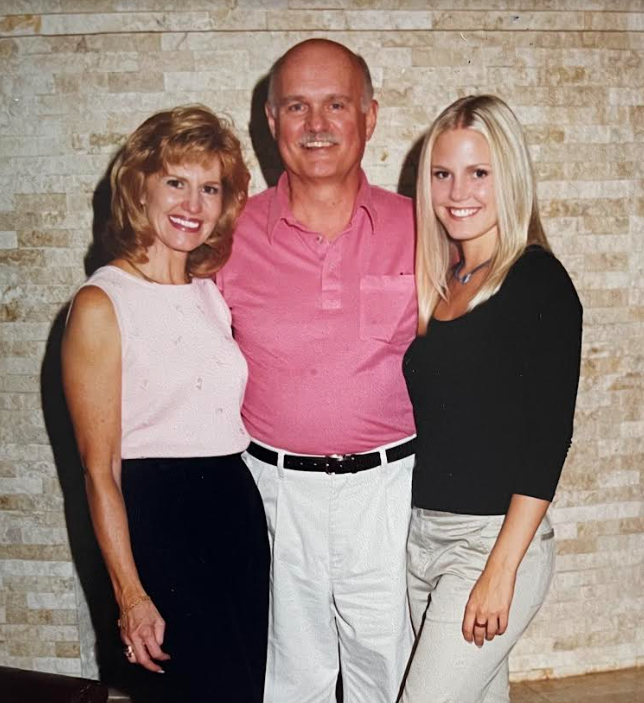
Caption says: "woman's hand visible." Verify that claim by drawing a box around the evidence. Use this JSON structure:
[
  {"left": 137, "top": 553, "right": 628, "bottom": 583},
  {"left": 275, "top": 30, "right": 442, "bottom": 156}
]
[
  {"left": 461, "top": 494, "right": 552, "bottom": 647},
  {"left": 63, "top": 288, "right": 171, "bottom": 673},
  {"left": 462, "top": 564, "right": 516, "bottom": 647},
  {"left": 119, "top": 597, "right": 170, "bottom": 673}
]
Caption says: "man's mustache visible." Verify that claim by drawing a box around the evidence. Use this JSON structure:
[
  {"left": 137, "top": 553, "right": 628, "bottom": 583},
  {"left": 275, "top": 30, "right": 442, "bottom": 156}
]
[{"left": 298, "top": 132, "right": 340, "bottom": 147}]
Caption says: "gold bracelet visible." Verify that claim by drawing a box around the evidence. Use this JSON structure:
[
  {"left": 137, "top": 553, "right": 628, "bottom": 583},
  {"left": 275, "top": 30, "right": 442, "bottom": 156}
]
[{"left": 118, "top": 595, "right": 151, "bottom": 623}]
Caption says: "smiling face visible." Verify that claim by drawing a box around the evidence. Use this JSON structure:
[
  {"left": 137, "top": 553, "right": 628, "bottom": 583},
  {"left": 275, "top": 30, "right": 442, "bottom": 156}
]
[
  {"left": 141, "top": 158, "right": 223, "bottom": 259},
  {"left": 431, "top": 128, "right": 499, "bottom": 253},
  {"left": 266, "top": 41, "right": 378, "bottom": 186}
]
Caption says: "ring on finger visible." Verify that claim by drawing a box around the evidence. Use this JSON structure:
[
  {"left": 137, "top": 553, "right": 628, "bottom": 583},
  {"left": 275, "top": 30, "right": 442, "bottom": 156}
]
[
  {"left": 124, "top": 645, "right": 135, "bottom": 659},
  {"left": 474, "top": 621, "right": 487, "bottom": 628}
]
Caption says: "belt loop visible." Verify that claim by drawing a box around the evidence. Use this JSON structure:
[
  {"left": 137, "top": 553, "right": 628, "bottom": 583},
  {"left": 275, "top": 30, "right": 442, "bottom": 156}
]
[
  {"left": 378, "top": 447, "right": 388, "bottom": 466},
  {"left": 275, "top": 449, "right": 287, "bottom": 480}
]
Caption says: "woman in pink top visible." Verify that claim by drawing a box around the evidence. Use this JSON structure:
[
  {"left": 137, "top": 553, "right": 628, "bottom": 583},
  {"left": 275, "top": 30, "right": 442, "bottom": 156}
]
[{"left": 62, "top": 106, "right": 269, "bottom": 703}]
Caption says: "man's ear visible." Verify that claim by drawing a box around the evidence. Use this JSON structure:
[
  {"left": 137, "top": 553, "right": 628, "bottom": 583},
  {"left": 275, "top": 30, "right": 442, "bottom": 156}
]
[
  {"left": 265, "top": 102, "right": 277, "bottom": 140},
  {"left": 365, "top": 99, "right": 379, "bottom": 142}
]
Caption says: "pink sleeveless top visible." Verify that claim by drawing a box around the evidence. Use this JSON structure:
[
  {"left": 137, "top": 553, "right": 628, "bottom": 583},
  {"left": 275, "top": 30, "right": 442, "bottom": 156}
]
[{"left": 80, "top": 266, "right": 250, "bottom": 459}]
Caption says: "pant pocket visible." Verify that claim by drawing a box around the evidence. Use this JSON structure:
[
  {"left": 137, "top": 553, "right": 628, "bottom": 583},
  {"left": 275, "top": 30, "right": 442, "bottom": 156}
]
[
  {"left": 473, "top": 515, "right": 505, "bottom": 554},
  {"left": 528, "top": 532, "right": 556, "bottom": 607},
  {"left": 385, "top": 460, "right": 413, "bottom": 542},
  {"left": 407, "top": 510, "right": 433, "bottom": 582},
  {"left": 242, "top": 451, "right": 265, "bottom": 490},
  {"left": 243, "top": 456, "right": 280, "bottom": 561}
]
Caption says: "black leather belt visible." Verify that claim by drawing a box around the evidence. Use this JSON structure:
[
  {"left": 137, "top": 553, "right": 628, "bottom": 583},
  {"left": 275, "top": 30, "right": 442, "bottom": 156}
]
[{"left": 246, "top": 438, "right": 416, "bottom": 475}]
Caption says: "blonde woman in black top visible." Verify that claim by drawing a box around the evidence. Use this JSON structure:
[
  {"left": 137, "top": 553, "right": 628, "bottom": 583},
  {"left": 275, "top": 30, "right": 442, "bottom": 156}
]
[{"left": 400, "top": 95, "right": 582, "bottom": 702}]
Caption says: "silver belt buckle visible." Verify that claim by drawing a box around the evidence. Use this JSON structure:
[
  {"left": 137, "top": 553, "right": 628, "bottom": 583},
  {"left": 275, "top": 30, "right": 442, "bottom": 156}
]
[{"left": 325, "top": 453, "right": 345, "bottom": 475}]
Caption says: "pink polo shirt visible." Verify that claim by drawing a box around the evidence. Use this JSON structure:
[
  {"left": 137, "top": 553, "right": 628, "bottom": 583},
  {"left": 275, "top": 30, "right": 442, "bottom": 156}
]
[{"left": 217, "top": 172, "right": 417, "bottom": 455}]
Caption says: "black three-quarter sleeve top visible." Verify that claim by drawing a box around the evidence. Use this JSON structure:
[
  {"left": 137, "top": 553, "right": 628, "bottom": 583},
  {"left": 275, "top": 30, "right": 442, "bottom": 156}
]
[{"left": 403, "top": 246, "right": 583, "bottom": 516}]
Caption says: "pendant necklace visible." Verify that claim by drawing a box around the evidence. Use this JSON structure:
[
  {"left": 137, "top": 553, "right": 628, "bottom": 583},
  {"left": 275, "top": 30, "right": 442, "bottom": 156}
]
[
  {"left": 452, "top": 259, "right": 491, "bottom": 285},
  {"left": 125, "top": 259, "right": 190, "bottom": 285}
]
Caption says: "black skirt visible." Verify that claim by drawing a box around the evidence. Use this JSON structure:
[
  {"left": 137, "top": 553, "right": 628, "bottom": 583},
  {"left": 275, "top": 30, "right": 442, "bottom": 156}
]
[{"left": 121, "top": 454, "right": 269, "bottom": 703}]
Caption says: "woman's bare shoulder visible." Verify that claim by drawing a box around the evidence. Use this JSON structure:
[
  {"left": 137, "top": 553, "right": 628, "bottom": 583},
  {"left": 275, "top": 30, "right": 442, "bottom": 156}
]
[{"left": 66, "top": 284, "right": 118, "bottom": 340}]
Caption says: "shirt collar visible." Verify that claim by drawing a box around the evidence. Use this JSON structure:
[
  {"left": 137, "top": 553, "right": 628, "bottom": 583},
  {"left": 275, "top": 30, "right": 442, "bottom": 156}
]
[{"left": 266, "top": 170, "right": 379, "bottom": 242}]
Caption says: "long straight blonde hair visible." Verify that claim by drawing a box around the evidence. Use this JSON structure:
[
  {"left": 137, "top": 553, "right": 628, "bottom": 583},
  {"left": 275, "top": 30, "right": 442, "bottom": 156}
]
[{"left": 416, "top": 95, "right": 550, "bottom": 333}]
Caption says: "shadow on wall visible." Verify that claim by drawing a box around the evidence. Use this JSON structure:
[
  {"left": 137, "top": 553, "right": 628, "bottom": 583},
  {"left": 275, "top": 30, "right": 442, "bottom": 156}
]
[
  {"left": 41, "top": 152, "right": 162, "bottom": 701},
  {"left": 397, "top": 134, "right": 424, "bottom": 201},
  {"left": 40, "top": 304, "right": 123, "bottom": 690},
  {"left": 249, "top": 74, "right": 283, "bottom": 188}
]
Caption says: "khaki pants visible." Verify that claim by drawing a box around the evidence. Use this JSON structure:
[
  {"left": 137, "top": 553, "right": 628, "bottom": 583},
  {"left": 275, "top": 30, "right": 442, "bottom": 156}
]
[
  {"left": 400, "top": 509, "right": 555, "bottom": 703},
  {"left": 243, "top": 437, "right": 415, "bottom": 703}
]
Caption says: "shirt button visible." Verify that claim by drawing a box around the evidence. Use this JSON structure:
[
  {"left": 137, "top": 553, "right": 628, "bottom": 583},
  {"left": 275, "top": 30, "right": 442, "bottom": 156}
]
[{"left": 316, "top": 235, "right": 323, "bottom": 243}]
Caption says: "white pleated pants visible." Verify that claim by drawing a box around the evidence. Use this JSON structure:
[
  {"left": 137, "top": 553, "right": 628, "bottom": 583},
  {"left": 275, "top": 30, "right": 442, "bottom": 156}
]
[
  {"left": 243, "top": 438, "right": 415, "bottom": 703},
  {"left": 400, "top": 509, "right": 556, "bottom": 703}
]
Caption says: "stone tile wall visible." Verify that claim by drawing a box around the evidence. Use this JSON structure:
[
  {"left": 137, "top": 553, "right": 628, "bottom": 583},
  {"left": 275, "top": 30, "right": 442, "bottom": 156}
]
[{"left": 0, "top": 0, "right": 642, "bottom": 683}]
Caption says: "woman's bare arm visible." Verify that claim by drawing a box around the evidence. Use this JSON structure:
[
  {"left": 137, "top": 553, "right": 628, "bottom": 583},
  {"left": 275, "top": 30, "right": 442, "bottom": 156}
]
[
  {"left": 462, "top": 494, "right": 550, "bottom": 647},
  {"left": 62, "top": 286, "right": 169, "bottom": 671}
]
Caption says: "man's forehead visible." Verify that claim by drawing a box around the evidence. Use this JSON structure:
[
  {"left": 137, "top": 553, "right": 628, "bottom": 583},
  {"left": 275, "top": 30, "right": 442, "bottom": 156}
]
[
  {"left": 279, "top": 45, "right": 358, "bottom": 79},
  {"left": 282, "top": 41, "right": 355, "bottom": 68},
  {"left": 276, "top": 91, "right": 356, "bottom": 106},
  {"left": 275, "top": 58, "right": 361, "bottom": 94}
]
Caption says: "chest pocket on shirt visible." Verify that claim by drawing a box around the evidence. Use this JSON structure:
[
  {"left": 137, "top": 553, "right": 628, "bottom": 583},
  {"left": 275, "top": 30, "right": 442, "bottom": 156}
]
[{"left": 359, "top": 274, "right": 416, "bottom": 344}]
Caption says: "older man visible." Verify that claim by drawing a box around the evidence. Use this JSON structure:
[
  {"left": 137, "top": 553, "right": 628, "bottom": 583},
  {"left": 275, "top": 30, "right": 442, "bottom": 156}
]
[{"left": 217, "top": 39, "right": 416, "bottom": 703}]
